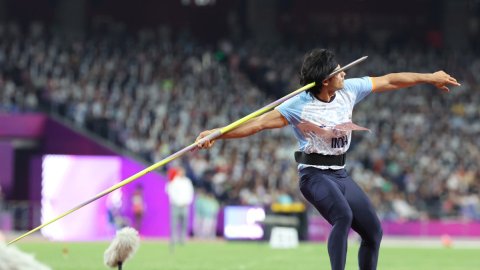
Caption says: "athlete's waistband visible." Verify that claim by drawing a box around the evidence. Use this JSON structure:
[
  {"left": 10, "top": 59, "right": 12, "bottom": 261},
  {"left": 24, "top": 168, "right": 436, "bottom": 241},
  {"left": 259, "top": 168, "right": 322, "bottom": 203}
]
[{"left": 294, "top": 151, "right": 346, "bottom": 167}]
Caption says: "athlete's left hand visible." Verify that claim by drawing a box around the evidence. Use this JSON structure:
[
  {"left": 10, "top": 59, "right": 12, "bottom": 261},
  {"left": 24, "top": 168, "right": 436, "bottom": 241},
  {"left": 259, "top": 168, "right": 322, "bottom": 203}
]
[{"left": 430, "top": 71, "right": 460, "bottom": 92}]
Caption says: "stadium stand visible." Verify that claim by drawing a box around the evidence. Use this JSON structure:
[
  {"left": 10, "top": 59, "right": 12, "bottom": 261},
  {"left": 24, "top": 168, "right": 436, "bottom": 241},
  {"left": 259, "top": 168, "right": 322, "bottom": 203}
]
[{"left": 1, "top": 20, "right": 479, "bottom": 222}]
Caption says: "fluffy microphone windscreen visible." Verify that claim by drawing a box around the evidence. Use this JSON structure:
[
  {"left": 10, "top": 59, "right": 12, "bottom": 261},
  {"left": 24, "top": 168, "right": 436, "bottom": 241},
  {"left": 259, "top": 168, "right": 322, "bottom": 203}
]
[{"left": 104, "top": 227, "right": 140, "bottom": 268}]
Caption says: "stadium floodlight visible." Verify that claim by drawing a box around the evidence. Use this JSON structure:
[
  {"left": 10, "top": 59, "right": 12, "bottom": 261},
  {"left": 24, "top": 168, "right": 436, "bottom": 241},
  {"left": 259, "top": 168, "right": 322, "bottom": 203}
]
[{"left": 7, "top": 55, "right": 367, "bottom": 245}]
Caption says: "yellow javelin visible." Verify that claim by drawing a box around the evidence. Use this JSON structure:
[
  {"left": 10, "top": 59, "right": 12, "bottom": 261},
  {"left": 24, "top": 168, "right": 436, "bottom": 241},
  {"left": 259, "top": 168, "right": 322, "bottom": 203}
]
[{"left": 8, "top": 56, "right": 367, "bottom": 245}]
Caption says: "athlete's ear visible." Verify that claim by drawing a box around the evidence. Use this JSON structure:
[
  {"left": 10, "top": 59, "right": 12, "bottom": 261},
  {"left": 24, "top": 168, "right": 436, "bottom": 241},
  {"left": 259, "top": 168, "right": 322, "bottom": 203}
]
[{"left": 322, "top": 78, "right": 330, "bottom": 86}]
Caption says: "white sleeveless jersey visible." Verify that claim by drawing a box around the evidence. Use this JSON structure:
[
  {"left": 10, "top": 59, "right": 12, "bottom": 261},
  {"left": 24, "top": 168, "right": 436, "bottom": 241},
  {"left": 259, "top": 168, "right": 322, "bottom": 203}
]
[{"left": 276, "top": 77, "right": 373, "bottom": 170}]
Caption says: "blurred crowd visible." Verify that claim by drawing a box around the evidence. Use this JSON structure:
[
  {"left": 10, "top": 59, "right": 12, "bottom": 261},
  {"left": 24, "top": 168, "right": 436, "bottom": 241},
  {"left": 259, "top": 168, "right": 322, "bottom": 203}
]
[{"left": 1, "top": 22, "right": 479, "bottom": 221}]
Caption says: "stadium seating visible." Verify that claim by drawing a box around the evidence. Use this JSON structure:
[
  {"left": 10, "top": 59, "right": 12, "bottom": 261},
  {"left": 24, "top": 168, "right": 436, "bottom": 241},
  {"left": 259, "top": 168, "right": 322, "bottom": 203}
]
[{"left": 1, "top": 22, "right": 479, "bottom": 222}]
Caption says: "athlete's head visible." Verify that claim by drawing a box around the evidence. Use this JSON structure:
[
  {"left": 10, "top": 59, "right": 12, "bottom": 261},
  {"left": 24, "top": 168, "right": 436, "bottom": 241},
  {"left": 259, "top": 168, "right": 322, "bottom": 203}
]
[{"left": 300, "top": 49, "right": 342, "bottom": 96}]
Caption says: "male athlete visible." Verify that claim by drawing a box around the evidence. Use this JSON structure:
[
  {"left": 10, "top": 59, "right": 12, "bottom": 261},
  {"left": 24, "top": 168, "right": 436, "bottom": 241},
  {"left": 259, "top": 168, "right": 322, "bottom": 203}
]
[{"left": 196, "top": 48, "right": 460, "bottom": 270}]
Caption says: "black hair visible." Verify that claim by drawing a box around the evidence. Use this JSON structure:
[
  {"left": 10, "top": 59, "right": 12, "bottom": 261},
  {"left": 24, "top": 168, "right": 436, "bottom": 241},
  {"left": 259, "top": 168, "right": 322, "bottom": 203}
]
[{"left": 299, "top": 48, "right": 338, "bottom": 96}]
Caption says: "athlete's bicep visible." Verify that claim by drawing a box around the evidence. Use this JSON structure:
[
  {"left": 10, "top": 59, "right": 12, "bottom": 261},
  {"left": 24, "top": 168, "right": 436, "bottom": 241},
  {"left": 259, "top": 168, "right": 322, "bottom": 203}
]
[
  {"left": 371, "top": 76, "right": 395, "bottom": 92},
  {"left": 258, "top": 109, "right": 289, "bottom": 130}
]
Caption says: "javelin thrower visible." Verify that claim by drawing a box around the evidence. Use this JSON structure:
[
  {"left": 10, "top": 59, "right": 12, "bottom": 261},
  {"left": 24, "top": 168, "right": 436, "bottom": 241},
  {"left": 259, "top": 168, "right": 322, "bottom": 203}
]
[
  {"left": 196, "top": 48, "right": 460, "bottom": 270},
  {"left": 7, "top": 54, "right": 366, "bottom": 245}
]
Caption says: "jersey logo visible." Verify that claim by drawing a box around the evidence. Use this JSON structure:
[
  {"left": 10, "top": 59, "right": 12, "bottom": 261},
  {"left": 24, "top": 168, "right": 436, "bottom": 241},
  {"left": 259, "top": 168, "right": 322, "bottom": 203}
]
[
  {"left": 331, "top": 135, "right": 349, "bottom": 148},
  {"left": 297, "top": 121, "right": 369, "bottom": 151}
]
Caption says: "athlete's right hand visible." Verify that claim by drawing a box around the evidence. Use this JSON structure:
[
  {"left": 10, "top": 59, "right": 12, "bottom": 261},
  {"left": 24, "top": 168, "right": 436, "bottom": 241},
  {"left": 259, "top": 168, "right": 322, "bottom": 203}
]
[{"left": 195, "top": 129, "right": 217, "bottom": 149}]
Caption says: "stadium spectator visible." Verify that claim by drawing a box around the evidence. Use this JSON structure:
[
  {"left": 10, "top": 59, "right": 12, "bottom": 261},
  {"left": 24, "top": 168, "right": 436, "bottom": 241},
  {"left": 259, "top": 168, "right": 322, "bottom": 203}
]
[
  {"left": 106, "top": 190, "right": 130, "bottom": 231},
  {"left": 194, "top": 188, "right": 220, "bottom": 239},
  {"left": 131, "top": 184, "right": 145, "bottom": 232},
  {"left": 165, "top": 166, "right": 195, "bottom": 250}
]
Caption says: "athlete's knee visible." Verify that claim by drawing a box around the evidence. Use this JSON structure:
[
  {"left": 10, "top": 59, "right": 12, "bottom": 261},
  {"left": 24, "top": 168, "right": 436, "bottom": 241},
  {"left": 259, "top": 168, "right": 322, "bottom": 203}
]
[
  {"left": 333, "top": 208, "right": 353, "bottom": 228},
  {"left": 363, "top": 226, "right": 383, "bottom": 248},
  {"left": 372, "top": 227, "right": 383, "bottom": 245}
]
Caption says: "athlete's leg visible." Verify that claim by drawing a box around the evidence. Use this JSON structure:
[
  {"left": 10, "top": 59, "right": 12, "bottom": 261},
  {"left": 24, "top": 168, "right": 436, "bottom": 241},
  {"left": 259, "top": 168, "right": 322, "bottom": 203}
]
[
  {"left": 342, "top": 171, "right": 383, "bottom": 270},
  {"left": 299, "top": 167, "right": 353, "bottom": 270}
]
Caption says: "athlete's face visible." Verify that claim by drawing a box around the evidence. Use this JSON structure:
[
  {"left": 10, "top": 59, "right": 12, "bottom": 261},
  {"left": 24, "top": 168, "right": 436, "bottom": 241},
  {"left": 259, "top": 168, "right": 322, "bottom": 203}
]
[{"left": 330, "top": 65, "right": 346, "bottom": 89}]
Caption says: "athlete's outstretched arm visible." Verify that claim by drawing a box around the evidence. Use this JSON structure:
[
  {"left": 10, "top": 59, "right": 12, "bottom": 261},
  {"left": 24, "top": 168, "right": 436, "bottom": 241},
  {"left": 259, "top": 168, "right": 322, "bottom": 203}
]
[
  {"left": 196, "top": 109, "right": 288, "bottom": 149},
  {"left": 372, "top": 71, "right": 460, "bottom": 93}
]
